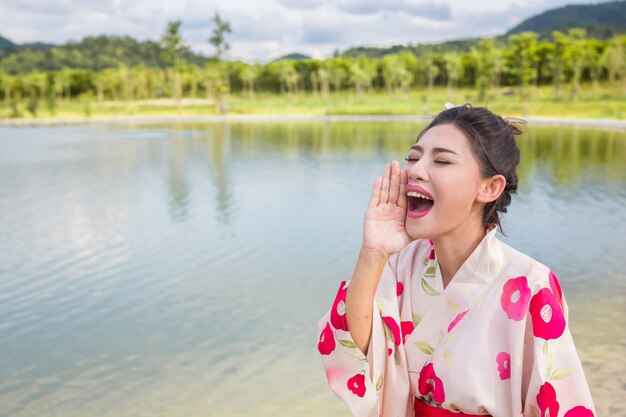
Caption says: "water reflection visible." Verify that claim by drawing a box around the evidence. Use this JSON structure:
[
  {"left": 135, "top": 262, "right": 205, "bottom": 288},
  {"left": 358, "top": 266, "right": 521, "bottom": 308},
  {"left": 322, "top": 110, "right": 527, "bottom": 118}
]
[
  {"left": 167, "top": 133, "right": 191, "bottom": 222},
  {"left": 0, "top": 122, "right": 623, "bottom": 417}
]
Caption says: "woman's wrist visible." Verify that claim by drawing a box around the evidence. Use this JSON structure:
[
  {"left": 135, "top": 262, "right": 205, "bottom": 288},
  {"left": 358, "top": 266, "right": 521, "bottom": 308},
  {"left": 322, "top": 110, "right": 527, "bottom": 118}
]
[{"left": 358, "top": 246, "right": 389, "bottom": 266}]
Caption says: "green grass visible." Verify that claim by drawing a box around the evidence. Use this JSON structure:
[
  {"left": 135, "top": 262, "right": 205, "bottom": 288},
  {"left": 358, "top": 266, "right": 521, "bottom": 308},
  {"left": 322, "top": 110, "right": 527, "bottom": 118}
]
[{"left": 2, "top": 83, "right": 625, "bottom": 120}]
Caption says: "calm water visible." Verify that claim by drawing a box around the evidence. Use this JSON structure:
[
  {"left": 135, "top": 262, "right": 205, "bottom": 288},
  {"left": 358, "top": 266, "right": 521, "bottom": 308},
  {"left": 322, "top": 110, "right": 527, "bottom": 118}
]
[{"left": 0, "top": 122, "right": 624, "bottom": 417}]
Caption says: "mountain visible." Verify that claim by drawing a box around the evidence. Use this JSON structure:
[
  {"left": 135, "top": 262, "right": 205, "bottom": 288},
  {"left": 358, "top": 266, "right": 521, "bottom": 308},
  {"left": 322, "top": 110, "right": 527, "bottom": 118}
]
[
  {"left": 342, "top": 38, "right": 482, "bottom": 58},
  {"left": 0, "top": 35, "right": 17, "bottom": 49},
  {"left": 0, "top": 35, "right": 207, "bottom": 74},
  {"left": 21, "top": 42, "right": 55, "bottom": 50},
  {"left": 0, "top": 35, "right": 54, "bottom": 50},
  {"left": 274, "top": 53, "right": 312, "bottom": 61},
  {"left": 506, "top": 0, "right": 626, "bottom": 39}
]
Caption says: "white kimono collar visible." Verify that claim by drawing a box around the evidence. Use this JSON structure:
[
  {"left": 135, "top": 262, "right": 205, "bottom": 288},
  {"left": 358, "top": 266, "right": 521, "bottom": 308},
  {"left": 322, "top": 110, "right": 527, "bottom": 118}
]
[{"left": 433, "top": 223, "right": 504, "bottom": 288}]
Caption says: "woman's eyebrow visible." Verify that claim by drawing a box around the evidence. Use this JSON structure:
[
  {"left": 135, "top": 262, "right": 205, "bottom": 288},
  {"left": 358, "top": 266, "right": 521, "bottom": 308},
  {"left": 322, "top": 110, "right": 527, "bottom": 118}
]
[{"left": 410, "top": 144, "right": 459, "bottom": 156}]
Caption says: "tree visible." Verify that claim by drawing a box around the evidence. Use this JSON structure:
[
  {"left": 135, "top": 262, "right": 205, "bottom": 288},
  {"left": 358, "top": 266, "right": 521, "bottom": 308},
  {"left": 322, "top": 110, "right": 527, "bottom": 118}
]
[
  {"left": 160, "top": 21, "right": 184, "bottom": 67},
  {"left": 563, "top": 28, "right": 586, "bottom": 102},
  {"left": 277, "top": 60, "right": 298, "bottom": 95},
  {"left": 239, "top": 64, "right": 259, "bottom": 98},
  {"left": 507, "top": 32, "right": 539, "bottom": 102},
  {"left": 327, "top": 58, "right": 348, "bottom": 94},
  {"left": 551, "top": 31, "right": 570, "bottom": 98},
  {"left": 209, "top": 13, "right": 232, "bottom": 112},
  {"left": 381, "top": 54, "right": 412, "bottom": 95},
  {"left": 160, "top": 20, "right": 185, "bottom": 111},
  {"left": 317, "top": 65, "right": 330, "bottom": 98},
  {"left": 471, "top": 39, "right": 496, "bottom": 102},
  {"left": 421, "top": 54, "right": 439, "bottom": 94},
  {"left": 583, "top": 38, "right": 604, "bottom": 93},
  {"left": 601, "top": 36, "right": 626, "bottom": 92},
  {"left": 349, "top": 57, "right": 376, "bottom": 97},
  {"left": 209, "top": 13, "right": 232, "bottom": 61},
  {"left": 443, "top": 52, "right": 462, "bottom": 96}
]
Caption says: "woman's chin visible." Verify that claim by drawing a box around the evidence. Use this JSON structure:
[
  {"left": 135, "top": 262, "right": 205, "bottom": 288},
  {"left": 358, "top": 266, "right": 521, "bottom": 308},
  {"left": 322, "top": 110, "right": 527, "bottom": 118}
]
[{"left": 405, "top": 221, "right": 431, "bottom": 240}]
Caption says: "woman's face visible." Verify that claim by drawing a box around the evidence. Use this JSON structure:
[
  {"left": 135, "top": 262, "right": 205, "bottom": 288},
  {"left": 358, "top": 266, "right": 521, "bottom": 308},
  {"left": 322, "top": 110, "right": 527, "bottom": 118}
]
[{"left": 402, "top": 123, "right": 486, "bottom": 239}]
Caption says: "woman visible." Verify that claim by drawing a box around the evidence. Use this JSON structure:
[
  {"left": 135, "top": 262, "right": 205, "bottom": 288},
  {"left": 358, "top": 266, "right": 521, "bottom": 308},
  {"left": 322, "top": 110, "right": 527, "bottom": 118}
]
[{"left": 316, "top": 104, "right": 595, "bottom": 417}]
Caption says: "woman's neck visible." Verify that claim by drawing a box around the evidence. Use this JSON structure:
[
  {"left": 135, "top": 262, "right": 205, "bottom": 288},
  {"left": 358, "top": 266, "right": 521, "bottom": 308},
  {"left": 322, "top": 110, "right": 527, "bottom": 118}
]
[{"left": 432, "top": 220, "right": 488, "bottom": 289}]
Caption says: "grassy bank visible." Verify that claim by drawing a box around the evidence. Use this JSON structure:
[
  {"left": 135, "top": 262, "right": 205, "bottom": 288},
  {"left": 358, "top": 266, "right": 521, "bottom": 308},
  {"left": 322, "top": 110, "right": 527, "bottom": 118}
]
[{"left": 1, "top": 83, "right": 624, "bottom": 120}]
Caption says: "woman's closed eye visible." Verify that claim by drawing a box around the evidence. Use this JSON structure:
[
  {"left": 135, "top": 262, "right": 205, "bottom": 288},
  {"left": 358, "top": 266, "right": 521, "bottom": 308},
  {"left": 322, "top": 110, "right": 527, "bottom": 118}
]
[{"left": 404, "top": 157, "right": 450, "bottom": 164}]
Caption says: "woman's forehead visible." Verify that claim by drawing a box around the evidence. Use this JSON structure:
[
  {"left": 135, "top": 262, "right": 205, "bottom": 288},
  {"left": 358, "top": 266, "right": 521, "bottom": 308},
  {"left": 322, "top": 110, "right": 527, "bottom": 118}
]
[{"left": 416, "top": 124, "right": 469, "bottom": 153}]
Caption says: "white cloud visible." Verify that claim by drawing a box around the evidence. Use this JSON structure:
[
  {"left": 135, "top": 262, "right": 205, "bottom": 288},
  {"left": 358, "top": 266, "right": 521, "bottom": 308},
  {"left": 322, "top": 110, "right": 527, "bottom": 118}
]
[{"left": 336, "top": 0, "right": 451, "bottom": 20}]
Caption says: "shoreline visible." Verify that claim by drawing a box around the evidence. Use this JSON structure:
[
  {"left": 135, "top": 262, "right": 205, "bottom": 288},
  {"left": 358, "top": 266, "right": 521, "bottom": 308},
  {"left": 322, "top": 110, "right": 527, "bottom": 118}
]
[{"left": 1, "top": 114, "right": 625, "bottom": 129}]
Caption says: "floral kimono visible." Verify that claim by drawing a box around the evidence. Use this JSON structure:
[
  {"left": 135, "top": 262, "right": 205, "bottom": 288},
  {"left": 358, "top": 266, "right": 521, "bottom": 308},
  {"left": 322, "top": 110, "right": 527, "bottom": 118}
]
[{"left": 317, "top": 224, "right": 596, "bottom": 417}]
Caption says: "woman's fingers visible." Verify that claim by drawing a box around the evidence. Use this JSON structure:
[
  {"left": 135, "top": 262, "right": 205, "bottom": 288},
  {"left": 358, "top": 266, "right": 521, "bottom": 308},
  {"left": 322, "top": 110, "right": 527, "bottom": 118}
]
[
  {"left": 388, "top": 160, "right": 400, "bottom": 204},
  {"left": 379, "top": 163, "right": 390, "bottom": 204},
  {"left": 368, "top": 175, "right": 382, "bottom": 208},
  {"left": 398, "top": 167, "right": 408, "bottom": 209}
]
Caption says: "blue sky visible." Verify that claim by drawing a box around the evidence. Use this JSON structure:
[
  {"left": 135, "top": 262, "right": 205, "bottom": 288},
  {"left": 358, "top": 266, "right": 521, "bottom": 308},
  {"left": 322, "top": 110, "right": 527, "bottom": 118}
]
[{"left": 0, "top": 0, "right": 609, "bottom": 62}]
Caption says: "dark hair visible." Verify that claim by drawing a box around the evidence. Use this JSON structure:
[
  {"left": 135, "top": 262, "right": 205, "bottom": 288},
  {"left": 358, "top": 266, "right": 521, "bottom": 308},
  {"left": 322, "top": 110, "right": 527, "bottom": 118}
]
[{"left": 415, "top": 103, "right": 525, "bottom": 236}]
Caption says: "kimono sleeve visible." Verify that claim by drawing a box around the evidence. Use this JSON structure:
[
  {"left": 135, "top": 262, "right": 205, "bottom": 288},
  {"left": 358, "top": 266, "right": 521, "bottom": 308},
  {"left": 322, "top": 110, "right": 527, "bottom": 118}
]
[
  {"left": 316, "top": 253, "right": 412, "bottom": 417},
  {"left": 519, "top": 270, "right": 596, "bottom": 417}
]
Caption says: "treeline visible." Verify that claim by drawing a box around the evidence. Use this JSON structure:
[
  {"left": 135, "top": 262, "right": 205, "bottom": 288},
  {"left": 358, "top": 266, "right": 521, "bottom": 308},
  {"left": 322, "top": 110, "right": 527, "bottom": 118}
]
[
  {"left": 1, "top": 27, "right": 625, "bottom": 117},
  {"left": 0, "top": 35, "right": 206, "bottom": 74}
]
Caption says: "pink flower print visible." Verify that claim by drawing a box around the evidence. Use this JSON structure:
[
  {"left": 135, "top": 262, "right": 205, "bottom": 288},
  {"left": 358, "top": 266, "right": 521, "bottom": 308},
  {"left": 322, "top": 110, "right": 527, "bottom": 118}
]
[
  {"left": 347, "top": 373, "right": 366, "bottom": 397},
  {"left": 387, "top": 348, "right": 393, "bottom": 356},
  {"left": 564, "top": 406, "right": 594, "bottom": 417},
  {"left": 495, "top": 352, "right": 511, "bottom": 380},
  {"left": 330, "top": 281, "right": 349, "bottom": 331},
  {"left": 382, "top": 316, "right": 401, "bottom": 346},
  {"left": 318, "top": 322, "right": 336, "bottom": 355},
  {"left": 417, "top": 363, "right": 445, "bottom": 404},
  {"left": 401, "top": 320, "right": 415, "bottom": 344},
  {"left": 429, "top": 248, "right": 436, "bottom": 260},
  {"left": 500, "top": 276, "right": 531, "bottom": 321},
  {"left": 537, "top": 382, "right": 559, "bottom": 417},
  {"left": 396, "top": 281, "right": 404, "bottom": 296},
  {"left": 549, "top": 270, "right": 564, "bottom": 310},
  {"left": 428, "top": 238, "right": 433, "bottom": 246},
  {"left": 447, "top": 310, "right": 468, "bottom": 333},
  {"left": 529, "top": 288, "right": 566, "bottom": 340}
]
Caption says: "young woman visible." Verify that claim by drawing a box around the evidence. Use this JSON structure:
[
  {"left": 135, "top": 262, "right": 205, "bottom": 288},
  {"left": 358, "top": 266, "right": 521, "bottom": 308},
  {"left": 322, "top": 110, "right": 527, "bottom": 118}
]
[{"left": 316, "top": 104, "right": 595, "bottom": 417}]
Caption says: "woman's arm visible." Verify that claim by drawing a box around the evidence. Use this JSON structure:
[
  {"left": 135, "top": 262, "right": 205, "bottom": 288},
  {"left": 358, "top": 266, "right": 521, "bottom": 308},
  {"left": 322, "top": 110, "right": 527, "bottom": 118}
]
[
  {"left": 345, "top": 249, "right": 389, "bottom": 355},
  {"left": 346, "top": 160, "right": 411, "bottom": 355}
]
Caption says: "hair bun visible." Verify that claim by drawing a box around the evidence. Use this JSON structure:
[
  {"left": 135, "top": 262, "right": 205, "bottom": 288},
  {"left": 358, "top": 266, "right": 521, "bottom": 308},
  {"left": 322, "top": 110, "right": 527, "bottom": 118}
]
[{"left": 504, "top": 117, "right": 527, "bottom": 135}]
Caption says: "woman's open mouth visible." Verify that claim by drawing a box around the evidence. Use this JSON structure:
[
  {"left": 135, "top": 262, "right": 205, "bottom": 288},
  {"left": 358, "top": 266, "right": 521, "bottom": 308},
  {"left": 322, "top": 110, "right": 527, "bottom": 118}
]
[{"left": 407, "top": 191, "right": 434, "bottom": 219}]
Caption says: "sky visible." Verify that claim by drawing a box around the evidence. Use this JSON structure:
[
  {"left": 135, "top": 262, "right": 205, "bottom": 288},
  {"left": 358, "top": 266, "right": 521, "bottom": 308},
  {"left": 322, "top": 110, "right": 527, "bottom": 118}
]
[{"left": 0, "top": 0, "right": 611, "bottom": 62}]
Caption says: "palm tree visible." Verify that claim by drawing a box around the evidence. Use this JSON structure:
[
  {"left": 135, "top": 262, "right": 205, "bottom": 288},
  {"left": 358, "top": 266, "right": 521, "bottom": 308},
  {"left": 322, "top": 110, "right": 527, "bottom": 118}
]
[
  {"left": 160, "top": 20, "right": 185, "bottom": 112},
  {"left": 209, "top": 13, "right": 232, "bottom": 61},
  {"left": 209, "top": 13, "right": 232, "bottom": 112}
]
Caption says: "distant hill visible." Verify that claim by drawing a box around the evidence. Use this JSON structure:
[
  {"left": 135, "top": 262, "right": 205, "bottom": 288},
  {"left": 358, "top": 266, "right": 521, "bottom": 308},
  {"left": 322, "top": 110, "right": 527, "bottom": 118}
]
[
  {"left": 0, "top": 35, "right": 54, "bottom": 50},
  {"left": 506, "top": 0, "right": 626, "bottom": 39},
  {"left": 274, "top": 53, "right": 311, "bottom": 61},
  {"left": 342, "top": 38, "right": 482, "bottom": 58},
  {"left": 0, "top": 35, "right": 207, "bottom": 74},
  {"left": 0, "top": 35, "right": 17, "bottom": 49},
  {"left": 21, "top": 42, "right": 55, "bottom": 50}
]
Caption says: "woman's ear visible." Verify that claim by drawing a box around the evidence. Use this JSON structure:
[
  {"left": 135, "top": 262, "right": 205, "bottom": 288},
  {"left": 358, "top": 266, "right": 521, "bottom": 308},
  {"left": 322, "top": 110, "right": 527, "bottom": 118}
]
[{"left": 476, "top": 174, "right": 506, "bottom": 204}]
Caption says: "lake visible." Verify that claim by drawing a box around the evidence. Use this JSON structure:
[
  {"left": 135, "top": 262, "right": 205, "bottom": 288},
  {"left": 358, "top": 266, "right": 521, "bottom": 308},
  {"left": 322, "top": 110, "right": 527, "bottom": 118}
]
[{"left": 0, "top": 121, "right": 624, "bottom": 417}]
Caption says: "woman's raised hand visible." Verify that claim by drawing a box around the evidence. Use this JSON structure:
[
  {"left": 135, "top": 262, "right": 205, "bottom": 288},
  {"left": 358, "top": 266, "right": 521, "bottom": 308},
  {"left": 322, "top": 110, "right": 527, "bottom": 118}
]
[{"left": 361, "top": 160, "right": 413, "bottom": 259}]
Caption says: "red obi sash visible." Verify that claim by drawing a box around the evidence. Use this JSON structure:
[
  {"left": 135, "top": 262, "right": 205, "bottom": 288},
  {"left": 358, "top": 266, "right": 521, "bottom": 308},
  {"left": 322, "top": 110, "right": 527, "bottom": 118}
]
[{"left": 414, "top": 397, "right": 492, "bottom": 417}]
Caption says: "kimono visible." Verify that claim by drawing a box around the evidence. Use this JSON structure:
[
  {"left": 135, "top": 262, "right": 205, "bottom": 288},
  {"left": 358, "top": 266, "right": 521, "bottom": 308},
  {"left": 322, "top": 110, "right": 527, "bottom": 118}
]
[{"left": 317, "top": 224, "right": 596, "bottom": 417}]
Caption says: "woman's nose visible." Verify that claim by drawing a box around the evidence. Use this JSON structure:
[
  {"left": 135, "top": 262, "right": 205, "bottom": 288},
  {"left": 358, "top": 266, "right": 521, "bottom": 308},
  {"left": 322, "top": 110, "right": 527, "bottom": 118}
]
[{"left": 406, "top": 160, "right": 428, "bottom": 182}]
